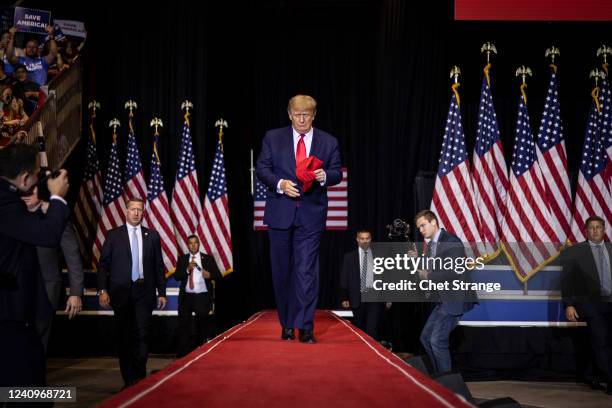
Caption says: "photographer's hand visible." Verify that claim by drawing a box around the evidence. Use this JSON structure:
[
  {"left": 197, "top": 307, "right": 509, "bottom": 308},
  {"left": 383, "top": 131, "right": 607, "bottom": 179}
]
[{"left": 47, "top": 169, "right": 69, "bottom": 198}]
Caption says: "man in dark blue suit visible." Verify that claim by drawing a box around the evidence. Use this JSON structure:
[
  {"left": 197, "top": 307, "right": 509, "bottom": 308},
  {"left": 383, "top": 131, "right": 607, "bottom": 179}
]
[
  {"left": 256, "top": 94, "right": 342, "bottom": 343},
  {"left": 413, "top": 210, "right": 474, "bottom": 374},
  {"left": 562, "top": 216, "right": 612, "bottom": 395},
  {"left": 0, "top": 143, "right": 70, "bottom": 387},
  {"left": 97, "top": 198, "right": 167, "bottom": 388}
]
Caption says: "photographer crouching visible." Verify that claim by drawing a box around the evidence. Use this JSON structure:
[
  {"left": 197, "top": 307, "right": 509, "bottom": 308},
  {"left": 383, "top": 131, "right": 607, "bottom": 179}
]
[{"left": 0, "top": 143, "right": 70, "bottom": 388}]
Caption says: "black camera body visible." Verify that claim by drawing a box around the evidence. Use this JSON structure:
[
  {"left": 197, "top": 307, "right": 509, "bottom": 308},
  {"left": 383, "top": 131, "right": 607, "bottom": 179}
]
[{"left": 386, "top": 218, "right": 411, "bottom": 242}]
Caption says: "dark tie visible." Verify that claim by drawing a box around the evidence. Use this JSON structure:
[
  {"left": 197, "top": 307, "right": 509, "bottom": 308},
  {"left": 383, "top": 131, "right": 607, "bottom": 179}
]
[
  {"left": 188, "top": 255, "right": 196, "bottom": 290},
  {"left": 360, "top": 249, "right": 368, "bottom": 293},
  {"left": 296, "top": 134, "right": 306, "bottom": 169}
]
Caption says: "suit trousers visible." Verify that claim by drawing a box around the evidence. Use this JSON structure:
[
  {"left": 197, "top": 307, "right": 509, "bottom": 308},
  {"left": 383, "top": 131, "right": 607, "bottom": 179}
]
[
  {"left": 35, "top": 280, "right": 62, "bottom": 353},
  {"left": 177, "top": 291, "right": 212, "bottom": 358},
  {"left": 353, "top": 302, "right": 385, "bottom": 341},
  {"left": 420, "top": 304, "right": 461, "bottom": 374},
  {"left": 584, "top": 303, "right": 612, "bottom": 381},
  {"left": 0, "top": 321, "right": 46, "bottom": 387},
  {"left": 113, "top": 283, "right": 153, "bottom": 385},
  {"left": 268, "top": 211, "right": 322, "bottom": 331}
]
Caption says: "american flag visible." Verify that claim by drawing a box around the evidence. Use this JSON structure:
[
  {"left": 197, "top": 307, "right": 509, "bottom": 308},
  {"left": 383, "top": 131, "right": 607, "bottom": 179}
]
[
  {"left": 143, "top": 132, "right": 178, "bottom": 276},
  {"left": 471, "top": 68, "right": 508, "bottom": 251},
  {"left": 201, "top": 138, "right": 233, "bottom": 275},
  {"left": 569, "top": 85, "right": 612, "bottom": 242},
  {"left": 122, "top": 113, "right": 148, "bottom": 202},
  {"left": 600, "top": 65, "right": 612, "bottom": 194},
  {"left": 535, "top": 66, "right": 571, "bottom": 242},
  {"left": 501, "top": 87, "right": 561, "bottom": 281},
  {"left": 93, "top": 130, "right": 126, "bottom": 263},
  {"left": 430, "top": 86, "right": 482, "bottom": 244},
  {"left": 253, "top": 167, "right": 348, "bottom": 230},
  {"left": 171, "top": 112, "right": 206, "bottom": 254},
  {"left": 74, "top": 111, "right": 103, "bottom": 266}
]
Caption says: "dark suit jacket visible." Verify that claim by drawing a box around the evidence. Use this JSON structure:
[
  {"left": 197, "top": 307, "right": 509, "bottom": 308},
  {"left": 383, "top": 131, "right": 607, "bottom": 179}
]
[
  {"left": 174, "top": 252, "right": 221, "bottom": 294},
  {"left": 256, "top": 126, "right": 342, "bottom": 230},
  {"left": 0, "top": 178, "right": 70, "bottom": 323},
  {"left": 429, "top": 229, "right": 475, "bottom": 316},
  {"left": 561, "top": 241, "right": 612, "bottom": 318},
  {"left": 37, "top": 220, "right": 84, "bottom": 295},
  {"left": 97, "top": 225, "right": 166, "bottom": 309},
  {"left": 340, "top": 246, "right": 379, "bottom": 308}
]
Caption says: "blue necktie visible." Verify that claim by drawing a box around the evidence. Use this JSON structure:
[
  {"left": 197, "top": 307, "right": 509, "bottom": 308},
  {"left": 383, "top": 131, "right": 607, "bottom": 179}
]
[
  {"left": 596, "top": 245, "right": 611, "bottom": 296},
  {"left": 131, "top": 228, "right": 140, "bottom": 281}
]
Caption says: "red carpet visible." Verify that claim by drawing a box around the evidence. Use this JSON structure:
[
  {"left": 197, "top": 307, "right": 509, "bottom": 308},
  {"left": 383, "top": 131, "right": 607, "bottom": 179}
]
[{"left": 100, "top": 310, "right": 472, "bottom": 408}]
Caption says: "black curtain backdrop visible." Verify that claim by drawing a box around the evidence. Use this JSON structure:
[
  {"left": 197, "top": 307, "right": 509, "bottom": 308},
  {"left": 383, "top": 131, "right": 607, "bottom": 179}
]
[{"left": 26, "top": 0, "right": 611, "bottom": 342}]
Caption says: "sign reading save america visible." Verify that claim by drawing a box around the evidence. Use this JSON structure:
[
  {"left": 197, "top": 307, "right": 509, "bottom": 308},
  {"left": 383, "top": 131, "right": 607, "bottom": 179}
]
[{"left": 13, "top": 7, "right": 51, "bottom": 35}]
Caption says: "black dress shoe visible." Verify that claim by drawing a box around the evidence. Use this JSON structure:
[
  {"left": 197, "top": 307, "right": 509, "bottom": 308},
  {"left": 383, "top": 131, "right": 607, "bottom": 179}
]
[
  {"left": 299, "top": 329, "right": 317, "bottom": 344},
  {"left": 606, "top": 383, "right": 612, "bottom": 395},
  {"left": 281, "top": 328, "right": 295, "bottom": 340}
]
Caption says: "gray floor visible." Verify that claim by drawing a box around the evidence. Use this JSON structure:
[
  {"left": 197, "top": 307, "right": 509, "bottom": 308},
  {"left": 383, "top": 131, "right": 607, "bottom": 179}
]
[{"left": 46, "top": 357, "right": 612, "bottom": 407}]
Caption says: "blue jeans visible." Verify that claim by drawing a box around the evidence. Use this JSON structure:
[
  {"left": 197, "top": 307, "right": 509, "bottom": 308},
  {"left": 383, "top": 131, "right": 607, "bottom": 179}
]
[{"left": 420, "top": 304, "right": 460, "bottom": 374}]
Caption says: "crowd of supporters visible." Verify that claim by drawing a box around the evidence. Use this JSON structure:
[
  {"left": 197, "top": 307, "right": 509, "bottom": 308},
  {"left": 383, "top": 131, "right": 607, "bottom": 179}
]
[{"left": 0, "top": 24, "right": 85, "bottom": 148}]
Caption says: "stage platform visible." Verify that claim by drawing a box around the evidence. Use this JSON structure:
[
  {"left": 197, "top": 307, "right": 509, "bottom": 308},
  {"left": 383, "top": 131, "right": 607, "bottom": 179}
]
[{"left": 99, "top": 310, "right": 471, "bottom": 408}]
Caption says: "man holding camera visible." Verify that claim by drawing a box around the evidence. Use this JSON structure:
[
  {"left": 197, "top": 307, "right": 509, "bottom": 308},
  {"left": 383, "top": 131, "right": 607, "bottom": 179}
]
[
  {"left": 174, "top": 235, "right": 221, "bottom": 357},
  {"left": 0, "top": 143, "right": 70, "bottom": 387}
]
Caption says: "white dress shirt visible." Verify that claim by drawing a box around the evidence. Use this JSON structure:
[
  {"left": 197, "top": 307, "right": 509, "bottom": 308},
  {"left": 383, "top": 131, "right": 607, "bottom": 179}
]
[
  {"left": 186, "top": 252, "right": 208, "bottom": 294},
  {"left": 127, "top": 224, "right": 144, "bottom": 279},
  {"left": 292, "top": 127, "right": 314, "bottom": 157},
  {"left": 276, "top": 127, "right": 326, "bottom": 193}
]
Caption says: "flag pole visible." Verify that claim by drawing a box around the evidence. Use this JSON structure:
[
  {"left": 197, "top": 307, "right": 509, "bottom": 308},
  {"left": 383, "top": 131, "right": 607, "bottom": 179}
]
[{"left": 250, "top": 149, "right": 254, "bottom": 196}]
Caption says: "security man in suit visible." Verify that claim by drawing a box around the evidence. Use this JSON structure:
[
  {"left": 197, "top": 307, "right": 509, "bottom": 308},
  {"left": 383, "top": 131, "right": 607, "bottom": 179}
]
[
  {"left": 562, "top": 215, "right": 612, "bottom": 395},
  {"left": 97, "top": 197, "right": 167, "bottom": 388},
  {"left": 340, "top": 229, "right": 386, "bottom": 340},
  {"left": 174, "top": 234, "right": 221, "bottom": 357}
]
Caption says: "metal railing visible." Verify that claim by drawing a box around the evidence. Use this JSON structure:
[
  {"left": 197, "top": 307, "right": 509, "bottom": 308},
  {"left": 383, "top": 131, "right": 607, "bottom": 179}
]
[{"left": 23, "top": 57, "right": 83, "bottom": 170}]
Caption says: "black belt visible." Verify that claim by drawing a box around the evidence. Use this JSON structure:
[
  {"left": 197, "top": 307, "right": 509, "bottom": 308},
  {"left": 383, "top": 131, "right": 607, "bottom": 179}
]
[{"left": 133, "top": 278, "right": 145, "bottom": 284}]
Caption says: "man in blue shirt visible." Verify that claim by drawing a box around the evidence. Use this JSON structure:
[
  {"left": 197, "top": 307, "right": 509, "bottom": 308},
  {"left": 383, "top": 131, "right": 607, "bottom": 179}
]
[{"left": 6, "top": 26, "right": 57, "bottom": 86}]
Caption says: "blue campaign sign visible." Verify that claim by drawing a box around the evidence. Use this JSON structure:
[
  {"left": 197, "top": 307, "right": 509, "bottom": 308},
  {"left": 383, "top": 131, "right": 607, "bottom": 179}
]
[{"left": 13, "top": 7, "right": 51, "bottom": 35}]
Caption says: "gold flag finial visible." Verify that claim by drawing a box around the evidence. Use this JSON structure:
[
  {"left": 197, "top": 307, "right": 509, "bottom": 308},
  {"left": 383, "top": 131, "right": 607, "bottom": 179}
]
[
  {"left": 590, "top": 68, "right": 606, "bottom": 87},
  {"left": 109, "top": 118, "right": 121, "bottom": 133},
  {"left": 480, "top": 42, "right": 497, "bottom": 64},
  {"left": 124, "top": 100, "right": 138, "bottom": 116},
  {"left": 150, "top": 118, "right": 163, "bottom": 135},
  {"left": 545, "top": 46, "right": 560, "bottom": 65},
  {"left": 449, "top": 66, "right": 461, "bottom": 84},
  {"left": 181, "top": 100, "right": 193, "bottom": 113},
  {"left": 215, "top": 118, "right": 228, "bottom": 140},
  {"left": 597, "top": 45, "right": 612, "bottom": 65},
  {"left": 515, "top": 65, "right": 532, "bottom": 85},
  {"left": 88, "top": 100, "right": 101, "bottom": 114}
]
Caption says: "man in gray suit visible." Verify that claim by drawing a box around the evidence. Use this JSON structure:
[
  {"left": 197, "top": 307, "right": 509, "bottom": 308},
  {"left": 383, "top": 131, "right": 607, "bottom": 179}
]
[{"left": 21, "top": 186, "right": 83, "bottom": 351}]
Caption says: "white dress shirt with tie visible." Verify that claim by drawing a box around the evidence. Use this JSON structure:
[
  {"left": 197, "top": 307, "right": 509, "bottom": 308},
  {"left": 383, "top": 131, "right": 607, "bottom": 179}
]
[
  {"left": 186, "top": 253, "right": 208, "bottom": 294},
  {"left": 276, "top": 127, "right": 326, "bottom": 192},
  {"left": 128, "top": 225, "right": 144, "bottom": 279},
  {"left": 359, "top": 247, "right": 374, "bottom": 291}
]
